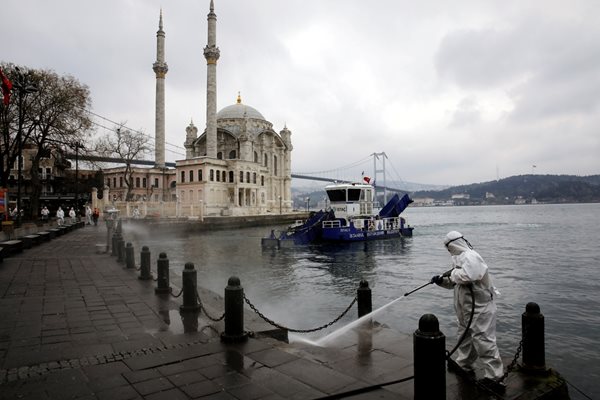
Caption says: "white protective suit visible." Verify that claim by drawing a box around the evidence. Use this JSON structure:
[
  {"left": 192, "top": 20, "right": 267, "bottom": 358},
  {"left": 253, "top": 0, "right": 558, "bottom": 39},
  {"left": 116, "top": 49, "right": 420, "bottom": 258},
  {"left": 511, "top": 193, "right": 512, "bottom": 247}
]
[{"left": 436, "top": 231, "right": 504, "bottom": 380}]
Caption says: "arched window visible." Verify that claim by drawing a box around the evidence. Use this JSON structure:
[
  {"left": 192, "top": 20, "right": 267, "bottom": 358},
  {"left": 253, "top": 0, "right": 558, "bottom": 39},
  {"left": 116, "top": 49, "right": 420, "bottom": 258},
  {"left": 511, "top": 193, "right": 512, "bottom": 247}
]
[
  {"left": 198, "top": 169, "right": 203, "bottom": 182},
  {"left": 229, "top": 171, "right": 234, "bottom": 182},
  {"left": 253, "top": 172, "right": 257, "bottom": 184},
  {"left": 274, "top": 155, "right": 278, "bottom": 176},
  {"left": 246, "top": 171, "right": 250, "bottom": 183},
  {"left": 264, "top": 154, "right": 268, "bottom": 167},
  {"left": 239, "top": 171, "right": 244, "bottom": 183},
  {"left": 261, "top": 175, "right": 264, "bottom": 186},
  {"left": 180, "top": 171, "right": 185, "bottom": 183},
  {"left": 229, "top": 150, "right": 236, "bottom": 159},
  {"left": 189, "top": 170, "right": 194, "bottom": 182},
  {"left": 210, "top": 169, "right": 214, "bottom": 181},
  {"left": 143, "top": 178, "right": 147, "bottom": 188},
  {"left": 216, "top": 170, "right": 220, "bottom": 182},
  {"left": 217, "top": 151, "right": 223, "bottom": 159}
]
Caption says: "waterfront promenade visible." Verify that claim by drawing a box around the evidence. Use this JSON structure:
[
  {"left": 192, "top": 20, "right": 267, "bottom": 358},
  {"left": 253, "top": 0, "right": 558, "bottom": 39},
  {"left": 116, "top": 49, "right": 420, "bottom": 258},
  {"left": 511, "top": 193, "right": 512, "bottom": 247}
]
[{"left": 0, "top": 224, "right": 569, "bottom": 399}]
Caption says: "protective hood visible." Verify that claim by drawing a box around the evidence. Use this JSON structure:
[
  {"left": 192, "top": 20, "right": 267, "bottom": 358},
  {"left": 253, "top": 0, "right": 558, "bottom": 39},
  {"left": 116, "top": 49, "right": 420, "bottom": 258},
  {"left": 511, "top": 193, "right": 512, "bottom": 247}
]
[{"left": 444, "top": 231, "right": 472, "bottom": 256}]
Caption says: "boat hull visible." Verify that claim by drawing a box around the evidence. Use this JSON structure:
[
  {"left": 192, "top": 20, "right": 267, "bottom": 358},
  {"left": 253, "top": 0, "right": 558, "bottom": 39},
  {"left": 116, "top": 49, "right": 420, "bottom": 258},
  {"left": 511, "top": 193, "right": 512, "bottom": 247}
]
[{"left": 321, "top": 226, "right": 413, "bottom": 242}]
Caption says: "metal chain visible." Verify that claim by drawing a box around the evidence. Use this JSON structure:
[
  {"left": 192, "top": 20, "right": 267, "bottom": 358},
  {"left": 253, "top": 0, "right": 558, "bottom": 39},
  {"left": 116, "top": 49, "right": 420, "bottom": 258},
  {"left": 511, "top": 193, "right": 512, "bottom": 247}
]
[
  {"left": 170, "top": 287, "right": 183, "bottom": 298},
  {"left": 196, "top": 289, "right": 225, "bottom": 322},
  {"left": 498, "top": 325, "right": 527, "bottom": 383},
  {"left": 243, "top": 293, "right": 357, "bottom": 333}
]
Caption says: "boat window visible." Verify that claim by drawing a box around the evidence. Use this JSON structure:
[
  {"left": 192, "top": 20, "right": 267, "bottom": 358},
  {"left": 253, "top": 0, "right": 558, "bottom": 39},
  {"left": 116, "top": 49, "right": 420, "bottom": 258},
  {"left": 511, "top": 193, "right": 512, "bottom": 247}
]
[
  {"left": 327, "top": 189, "right": 346, "bottom": 202},
  {"left": 348, "top": 189, "right": 361, "bottom": 201}
]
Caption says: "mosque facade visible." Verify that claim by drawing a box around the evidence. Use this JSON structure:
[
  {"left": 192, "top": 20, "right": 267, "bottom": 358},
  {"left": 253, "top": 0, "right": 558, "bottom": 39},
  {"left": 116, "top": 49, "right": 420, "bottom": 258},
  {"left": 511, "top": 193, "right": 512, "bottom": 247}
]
[{"left": 100, "top": 1, "right": 293, "bottom": 217}]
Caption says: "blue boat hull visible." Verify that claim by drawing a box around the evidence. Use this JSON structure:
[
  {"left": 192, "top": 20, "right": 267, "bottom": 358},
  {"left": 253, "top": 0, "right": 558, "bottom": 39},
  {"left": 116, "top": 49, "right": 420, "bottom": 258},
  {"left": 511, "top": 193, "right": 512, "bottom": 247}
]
[{"left": 321, "top": 226, "right": 413, "bottom": 242}]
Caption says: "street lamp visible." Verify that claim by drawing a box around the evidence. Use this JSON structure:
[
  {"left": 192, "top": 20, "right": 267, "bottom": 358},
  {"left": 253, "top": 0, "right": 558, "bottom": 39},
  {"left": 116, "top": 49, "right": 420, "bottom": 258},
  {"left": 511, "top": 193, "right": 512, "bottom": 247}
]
[
  {"left": 12, "top": 67, "right": 38, "bottom": 227},
  {"left": 305, "top": 196, "right": 310, "bottom": 212}
]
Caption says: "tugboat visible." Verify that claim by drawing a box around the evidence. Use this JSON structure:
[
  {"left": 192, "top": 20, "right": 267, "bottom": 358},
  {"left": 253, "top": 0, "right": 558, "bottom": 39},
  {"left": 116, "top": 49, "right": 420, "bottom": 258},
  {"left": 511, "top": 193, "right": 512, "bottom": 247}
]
[{"left": 262, "top": 179, "right": 413, "bottom": 247}]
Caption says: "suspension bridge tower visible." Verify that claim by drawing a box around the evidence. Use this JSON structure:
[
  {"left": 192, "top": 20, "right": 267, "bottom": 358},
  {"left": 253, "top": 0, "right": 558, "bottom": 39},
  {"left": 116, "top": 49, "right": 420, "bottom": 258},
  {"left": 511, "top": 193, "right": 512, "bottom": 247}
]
[{"left": 372, "top": 152, "right": 388, "bottom": 204}]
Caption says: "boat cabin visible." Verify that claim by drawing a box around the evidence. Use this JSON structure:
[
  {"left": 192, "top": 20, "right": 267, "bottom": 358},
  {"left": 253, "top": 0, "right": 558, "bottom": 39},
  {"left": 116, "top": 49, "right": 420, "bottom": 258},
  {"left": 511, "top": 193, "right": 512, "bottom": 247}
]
[{"left": 325, "top": 183, "right": 378, "bottom": 218}]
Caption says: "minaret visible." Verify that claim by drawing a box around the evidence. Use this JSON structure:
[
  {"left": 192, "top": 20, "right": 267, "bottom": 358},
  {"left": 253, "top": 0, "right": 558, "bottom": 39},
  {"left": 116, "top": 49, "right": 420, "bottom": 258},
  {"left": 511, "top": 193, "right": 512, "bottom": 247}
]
[
  {"left": 153, "top": 9, "right": 168, "bottom": 168},
  {"left": 204, "top": 0, "right": 220, "bottom": 158}
]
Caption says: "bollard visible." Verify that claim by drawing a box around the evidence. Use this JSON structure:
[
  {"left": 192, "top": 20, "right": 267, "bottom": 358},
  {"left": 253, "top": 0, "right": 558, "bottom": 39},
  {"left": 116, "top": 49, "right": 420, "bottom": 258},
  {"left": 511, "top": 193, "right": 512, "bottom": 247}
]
[
  {"left": 414, "top": 314, "right": 446, "bottom": 400},
  {"left": 154, "top": 253, "right": 171, "bottom": 294},
  {"left": 139, "top": 246, "right": 152, "bottom": 280},
  {"left": 221, "top": 276, "right": 248, "bottom": 343},
  {"left": 111, "top": 231, "right": 120, "bottom": 256},
  {"left": 357, "top": 279, "right": 372, "bottom": 318},
  {"left": 522, "top": 302, "right": 546, "bottom": 370},
  {"left": 125, "top": 242, "right": 135, "bottom": 269},
  {"left": 117, "top": 236, "right": 125, "bottom": 263},
  {"left": 179, "top": 262, "right": 200, "bottom": 312}
]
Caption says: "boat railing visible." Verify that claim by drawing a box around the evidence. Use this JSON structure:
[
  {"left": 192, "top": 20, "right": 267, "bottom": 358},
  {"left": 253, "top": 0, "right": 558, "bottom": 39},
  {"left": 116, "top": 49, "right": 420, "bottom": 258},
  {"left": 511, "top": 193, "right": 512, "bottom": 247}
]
[{"left": 323, "top": 220, "right": 342, "bottom": 228}]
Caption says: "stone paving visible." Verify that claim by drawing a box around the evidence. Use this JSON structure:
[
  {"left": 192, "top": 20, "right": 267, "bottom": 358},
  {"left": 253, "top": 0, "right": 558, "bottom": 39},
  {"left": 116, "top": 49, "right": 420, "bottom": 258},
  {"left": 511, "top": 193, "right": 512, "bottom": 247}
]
[{"left": 0, "top": 223, "right": 569, "bottom": 399}]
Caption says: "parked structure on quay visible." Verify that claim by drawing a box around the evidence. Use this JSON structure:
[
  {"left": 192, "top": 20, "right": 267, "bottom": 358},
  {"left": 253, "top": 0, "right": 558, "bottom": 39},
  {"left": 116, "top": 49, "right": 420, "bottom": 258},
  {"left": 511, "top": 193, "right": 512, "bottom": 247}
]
[{"left": 99, "top": 2, "right": 293, "bottom": 218}]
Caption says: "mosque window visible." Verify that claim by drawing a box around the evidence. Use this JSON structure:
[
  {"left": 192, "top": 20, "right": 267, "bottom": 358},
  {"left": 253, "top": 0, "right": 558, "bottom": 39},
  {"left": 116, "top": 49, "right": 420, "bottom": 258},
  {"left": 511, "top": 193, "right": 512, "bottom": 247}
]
[
  {"left": 181, "top": 171, "right": 185, "bottom": 183},
  {"left": 189, "top": 170, "right": 194, "bottom": 182},
  {"left": 154, "top": 178, "right": 159, "bottom": 188},
  {"left": 136, "top": 177, "right": 140, "bottom": 188},
  {"left": 240, "top": 171, "right": 244, "bottom": 183},
  {"left": 143, "top": 178, "right": 147, "bottom": 188},
  {"left": 210, "top": 169, "right": 214, "bottom": 181},
  {"left": 229, "top": 150, "right": 236, "bottom": 159},
  {"left": 113, "top": 178, "right": 117, "bottom": 188},
  {"left": 264, "top": 154, "right": 268, "bottom": 167},
  {"left": 198, "top": 170, "right": 203, "bottom": 182},
  {"left": 261, "top": 175, "right": 264, "bottom": 186},
  {"left": 253, "top": 173, "right": 257, "bottom": 184},
  {"left": 229, "top": 171, "right": 234, "bottom": 182},
  {"left": 216, "top": 170, "right": 221, "bottom": 182},
  {"left": 119, "top": 177, "right": 123, "bottom": 187},
  {"left": 246, "top": 172, "right": 250, "bottom": 183},
  {"left": 217, "top": 152, "right": 223, "bottom": 159},
  {"left": 254, "top": 151, "right": 258, "bottom": 163},
  {"left": 274, "top": 156, "right": 278, "bottom": 176}
]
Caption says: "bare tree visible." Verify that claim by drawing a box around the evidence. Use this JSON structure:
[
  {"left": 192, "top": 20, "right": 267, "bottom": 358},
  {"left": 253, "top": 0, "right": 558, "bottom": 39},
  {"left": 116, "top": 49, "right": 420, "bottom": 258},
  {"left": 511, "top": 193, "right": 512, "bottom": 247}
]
[
  {"left": 95, "top": 125, "right": 151, "bottom": 201},
  {"left": 0, "top": 63, "right": 93, "bottom": 219}
]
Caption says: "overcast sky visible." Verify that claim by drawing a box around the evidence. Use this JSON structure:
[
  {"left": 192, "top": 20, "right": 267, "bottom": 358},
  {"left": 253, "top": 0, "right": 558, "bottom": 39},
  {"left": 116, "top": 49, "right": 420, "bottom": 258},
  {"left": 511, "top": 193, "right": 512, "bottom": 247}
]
[{"left": 3, "top": 0, "right": 599, "bottom": 186}]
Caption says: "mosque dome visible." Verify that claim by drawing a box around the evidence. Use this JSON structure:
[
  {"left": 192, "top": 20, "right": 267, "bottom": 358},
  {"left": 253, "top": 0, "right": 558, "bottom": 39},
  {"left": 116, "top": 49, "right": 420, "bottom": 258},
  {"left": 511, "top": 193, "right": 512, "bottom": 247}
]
[{"left": 217, "top": 94, "right": 265, "bottom": 121}]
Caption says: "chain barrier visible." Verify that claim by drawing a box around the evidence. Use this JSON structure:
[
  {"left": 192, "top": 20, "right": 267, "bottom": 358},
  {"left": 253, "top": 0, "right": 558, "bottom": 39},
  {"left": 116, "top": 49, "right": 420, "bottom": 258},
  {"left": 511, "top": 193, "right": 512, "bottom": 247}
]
[
  {"left": 170, "top": 287, "right": 183, "bottom": 298},
  {"left": 243, "top": 293, "right": 357, "bottom": 333},
  {"left": 196, "top": 289, "right": 225, "bottom": 322},
  {"left": 498, "top": 325, "right": 527, "bottom": 383}
]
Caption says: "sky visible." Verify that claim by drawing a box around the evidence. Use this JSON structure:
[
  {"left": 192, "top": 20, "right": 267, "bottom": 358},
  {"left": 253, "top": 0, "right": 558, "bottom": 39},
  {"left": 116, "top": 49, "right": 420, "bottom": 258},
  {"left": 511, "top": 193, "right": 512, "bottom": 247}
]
[{"left": 2, "top": 0, "right": 600, "bottom": 186}]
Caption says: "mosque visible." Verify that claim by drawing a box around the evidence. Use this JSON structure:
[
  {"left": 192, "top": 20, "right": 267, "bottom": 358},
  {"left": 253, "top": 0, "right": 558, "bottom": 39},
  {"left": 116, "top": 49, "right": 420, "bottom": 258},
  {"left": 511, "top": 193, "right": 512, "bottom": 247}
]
[{"left": 100, "top": 1, "right": 293, "bottom": 217}]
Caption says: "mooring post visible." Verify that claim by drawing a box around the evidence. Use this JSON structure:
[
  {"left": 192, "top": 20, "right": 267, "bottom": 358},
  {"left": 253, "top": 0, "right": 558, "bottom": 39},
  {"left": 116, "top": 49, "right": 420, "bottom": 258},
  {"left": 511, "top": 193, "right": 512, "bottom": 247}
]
[
  {"left": 139, "top": 246, "right": 152, "bottom": 280},
  {"left": 357, "top": 279, "right": 372, "bottom": 318},
  {"left": 154, "top": 253, "right": 171, "bottom": 294},
  {"left": 111, "top": 231, "right": 120, "bottom": 256},
  {"left": 221, "top": 276, "right": 248, "bottom": 343},
  {"left": 125, "top": 242, "right": 135, "bottom": 269},
  {"left": 179, "top": 262, "right": 200, "bottom": 313},
  {"left": 522, "top": 302, "right": 546, "bottom": 370},
  {"left": 414, "top": 314, "right": 446, "bottom": 400},
  {"left": 117, "top": 236, "right": 125, "bottom": 263}
]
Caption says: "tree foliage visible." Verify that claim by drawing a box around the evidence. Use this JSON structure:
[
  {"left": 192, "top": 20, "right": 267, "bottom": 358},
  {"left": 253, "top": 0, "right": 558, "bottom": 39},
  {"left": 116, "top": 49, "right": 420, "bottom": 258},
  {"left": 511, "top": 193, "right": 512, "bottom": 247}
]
[
  {"left": 95, "top": 125, "right": 151, "bottom": 201},
  {"left": 0, "top": 63, "right": 93, "bottom": 218}
]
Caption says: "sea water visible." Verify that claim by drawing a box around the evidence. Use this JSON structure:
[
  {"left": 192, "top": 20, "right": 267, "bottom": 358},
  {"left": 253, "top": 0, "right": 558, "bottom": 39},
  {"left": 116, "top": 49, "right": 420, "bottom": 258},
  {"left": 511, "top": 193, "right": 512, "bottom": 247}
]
[{"left": 128, "top": 203, "right": 600, "bottom": 399}]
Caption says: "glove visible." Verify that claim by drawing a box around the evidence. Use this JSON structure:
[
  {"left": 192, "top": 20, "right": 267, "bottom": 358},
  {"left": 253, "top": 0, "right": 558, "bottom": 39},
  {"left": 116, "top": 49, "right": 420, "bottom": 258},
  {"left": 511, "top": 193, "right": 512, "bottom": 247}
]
[{"left": 431, "top": 275, "right": 444, "bottom": 285}]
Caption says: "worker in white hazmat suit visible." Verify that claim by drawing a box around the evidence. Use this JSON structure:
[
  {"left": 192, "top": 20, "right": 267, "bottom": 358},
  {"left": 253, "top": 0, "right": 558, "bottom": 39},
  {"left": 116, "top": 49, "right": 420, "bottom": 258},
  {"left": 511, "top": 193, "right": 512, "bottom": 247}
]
[{"left": 431, "top": 231, "right": 504, "bottom": 383}]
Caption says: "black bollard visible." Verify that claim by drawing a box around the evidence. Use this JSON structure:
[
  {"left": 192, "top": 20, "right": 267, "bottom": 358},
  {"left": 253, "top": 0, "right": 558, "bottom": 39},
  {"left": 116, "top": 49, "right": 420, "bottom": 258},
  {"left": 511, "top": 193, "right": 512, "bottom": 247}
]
[
  {"left": 221, "top": 276, "right": 248, "bottom": 343},
  {"left": 357, "top": 279, "right": 372, "bottom": 318},
  {"left": 414, "top": 314, "right": 446, "bottom": 400},
  {"left": 125, "top": 242, "right": 135, "bottom": 269},
  {"left": 179, "top": 262, "right": 200, "bottom": 313},
  {"left": 139, "top": 246, "right": 152, "bottom": 280},
  {"left": 522, "top": 302, "right": 546, "bottom": 370},
  {"left": 117, "top": 236, "right": 125, "bottom": 263},
  {"left": 154, "top": 253, "right": 171, "bottom": 294},
  {"left": 111, "top": 231, "right": 120, "bottom": 256}
]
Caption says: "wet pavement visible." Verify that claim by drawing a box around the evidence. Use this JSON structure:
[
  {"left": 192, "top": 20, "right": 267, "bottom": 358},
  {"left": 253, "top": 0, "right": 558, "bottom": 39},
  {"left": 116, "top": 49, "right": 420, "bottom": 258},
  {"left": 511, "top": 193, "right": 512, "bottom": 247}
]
[{"left": 0, "top": 223, "right": 569, "bottom": 399}]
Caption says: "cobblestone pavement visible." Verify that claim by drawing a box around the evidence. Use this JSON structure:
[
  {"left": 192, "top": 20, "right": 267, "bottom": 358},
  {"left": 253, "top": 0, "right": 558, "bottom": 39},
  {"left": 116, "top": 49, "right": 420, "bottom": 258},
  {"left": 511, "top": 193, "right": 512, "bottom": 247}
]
[{"left": 0, "top": 224, "right": 418, "bottom": 399}]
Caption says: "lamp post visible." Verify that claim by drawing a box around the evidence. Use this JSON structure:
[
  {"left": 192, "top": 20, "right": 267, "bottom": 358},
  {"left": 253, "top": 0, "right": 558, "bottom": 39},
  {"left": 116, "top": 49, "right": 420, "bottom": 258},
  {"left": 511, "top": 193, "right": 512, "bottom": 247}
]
[
  {"left": 12, "top": 67, "right": 38, "bottom": 227},
  {"left": 72, "top": 141, "right": 82, "bottom": 215},
  {"left": 305, "top": 196, "right": 310, "bottom": 212}
]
